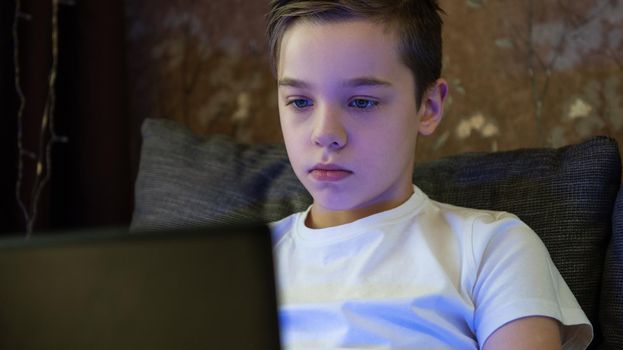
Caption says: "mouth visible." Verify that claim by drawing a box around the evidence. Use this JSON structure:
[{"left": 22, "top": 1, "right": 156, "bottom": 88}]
[{"left": 308, "top": 163, "right": 353, "bottom": 182}]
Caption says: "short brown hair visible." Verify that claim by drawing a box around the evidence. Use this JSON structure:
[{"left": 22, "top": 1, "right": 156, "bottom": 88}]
[{"left": 266, "top": 0, "right": 444, "bottom": 109}]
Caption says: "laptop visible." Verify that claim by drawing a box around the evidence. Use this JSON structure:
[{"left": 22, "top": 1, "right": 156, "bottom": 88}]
[{"left": 0, "top": 224, "right": 281, "bottom": 350}]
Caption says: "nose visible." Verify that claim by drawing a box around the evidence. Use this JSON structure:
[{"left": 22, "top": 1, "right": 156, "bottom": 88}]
[{"left": 311, "top": 105, "right": 347, "bottom": 151}]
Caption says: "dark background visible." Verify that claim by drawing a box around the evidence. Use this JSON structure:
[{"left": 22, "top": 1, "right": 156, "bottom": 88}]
[
  {"left": 1, "top": 1, "right": 134, "bottom": 235},
  {"left": 1, "top": 0, "right": 621, "bottom": 235}
]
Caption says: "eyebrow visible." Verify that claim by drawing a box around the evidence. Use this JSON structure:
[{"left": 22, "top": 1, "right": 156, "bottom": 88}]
[
  {"left": 278, "top": 77, "right": 392, "bottom": 89},
  {"left": 342, "top": 77, "right": 392, "bottom": 88},
  {"left": 278, "top": 78, "right": 310, "bottom": 89}
]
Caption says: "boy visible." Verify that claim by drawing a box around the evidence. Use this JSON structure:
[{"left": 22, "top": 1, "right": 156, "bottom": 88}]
[{"left": 267, "top": 1, "right": 592, "bottom": 349}]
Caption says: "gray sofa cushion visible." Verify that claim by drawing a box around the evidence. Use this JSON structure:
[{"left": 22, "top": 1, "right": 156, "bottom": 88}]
[
  {"left": 601, "top": 188, "right": 623, "bottom": 350},
  {"left": 132, "top": 119, "right": 308, "bottom": 229},
  {"left": 132, "top": 117, "right": 621, "bottom": 349}
]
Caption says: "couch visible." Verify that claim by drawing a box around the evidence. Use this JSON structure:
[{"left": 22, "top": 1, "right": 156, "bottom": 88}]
[{"left": 132, "top": 118, "right": 622, "bottom": 349}]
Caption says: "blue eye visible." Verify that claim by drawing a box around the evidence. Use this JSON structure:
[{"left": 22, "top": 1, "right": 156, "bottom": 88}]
[
  {"left": 349, "top": 98, "right": 378, "bottom": 110},
  {"left": 287, "top": 98, "right": 313, "bottom": 109}
]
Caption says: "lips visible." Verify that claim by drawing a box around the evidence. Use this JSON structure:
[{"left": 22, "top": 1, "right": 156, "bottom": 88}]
[{"left": 308, "top": 163, "right": 353, "bottom": 182}]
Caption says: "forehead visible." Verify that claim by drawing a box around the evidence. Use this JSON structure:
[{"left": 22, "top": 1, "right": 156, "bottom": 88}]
[{"left": 277, "top": 19, "right": 407, "bottom": 81}]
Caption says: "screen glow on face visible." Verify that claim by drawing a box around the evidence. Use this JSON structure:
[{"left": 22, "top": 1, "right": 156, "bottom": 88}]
[{"left": 277, "top": 19, "right": 423, "bottom": 225}]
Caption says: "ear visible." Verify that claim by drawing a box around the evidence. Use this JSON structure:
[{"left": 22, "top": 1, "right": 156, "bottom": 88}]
[{"left": 418, "top": 79, "right": 448, "bottom": 136}]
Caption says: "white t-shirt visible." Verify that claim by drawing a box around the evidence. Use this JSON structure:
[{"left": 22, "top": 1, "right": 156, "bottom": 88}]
[{"left": 270, "top": 185, "right": 593, "bottom": 350}]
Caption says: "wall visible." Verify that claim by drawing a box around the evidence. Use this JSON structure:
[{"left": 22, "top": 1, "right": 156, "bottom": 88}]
[{"left": 126, "top": 0, "right": 623, "bottom": 163}]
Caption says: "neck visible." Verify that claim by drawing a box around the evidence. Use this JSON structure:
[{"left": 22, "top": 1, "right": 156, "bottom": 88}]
[{"left": 305, "top": 187, "right": 414, "bottom": 229}]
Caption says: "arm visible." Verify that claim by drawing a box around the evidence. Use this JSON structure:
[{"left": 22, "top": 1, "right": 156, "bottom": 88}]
[{"left": 483, "top": 316, "right": 561, "bottom": 350}]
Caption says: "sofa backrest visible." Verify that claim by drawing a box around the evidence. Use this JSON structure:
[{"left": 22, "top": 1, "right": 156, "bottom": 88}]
[
  {"left": 132, "top": 118, "right": 622, "bottom": 349},
  {"left": 601, "top": 188, "right": 623, "bottom": 350}
]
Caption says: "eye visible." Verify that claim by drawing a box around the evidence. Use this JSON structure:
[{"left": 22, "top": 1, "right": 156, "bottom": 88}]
[
  {"left": 348, "top": 98, "right": 378, "bottom": 110},
  {"left": 286, "top": 98, "right": 313, "bottom": 109}
]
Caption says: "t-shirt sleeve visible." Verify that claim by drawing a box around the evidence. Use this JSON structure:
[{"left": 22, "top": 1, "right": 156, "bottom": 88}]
[{"left": 469, "top": 212, "right": 593, "bottom": 350}]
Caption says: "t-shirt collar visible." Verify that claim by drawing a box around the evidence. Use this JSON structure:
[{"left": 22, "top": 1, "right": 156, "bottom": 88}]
[{"left": 294, "top": 185, "right": 429, "bottom": 245}]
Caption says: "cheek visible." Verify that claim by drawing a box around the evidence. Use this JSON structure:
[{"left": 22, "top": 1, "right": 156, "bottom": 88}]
[
  {"left": 360, "top": 124, "right": 416, "bottom": 171},
  {"left": 281, "top": 118, "right": 301, "bottom": 145},
  {"left": 277, "top": 106, "right": 288, "bottom": 131},
  {"left": 280, "top": 119, "right": 307, "bottom": 168},
  {"left": 279, "top": 109, "right": 296, "bottom": 142}
]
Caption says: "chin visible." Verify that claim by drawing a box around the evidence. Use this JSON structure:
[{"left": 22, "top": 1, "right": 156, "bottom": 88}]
[{"left": 309, "top": 189, "right": 364, "bottom": 212}]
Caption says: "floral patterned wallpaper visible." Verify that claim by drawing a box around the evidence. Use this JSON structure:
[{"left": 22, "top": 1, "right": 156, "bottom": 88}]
[{"left": 126, "top": 0, "right": 622, "bottom": 162}]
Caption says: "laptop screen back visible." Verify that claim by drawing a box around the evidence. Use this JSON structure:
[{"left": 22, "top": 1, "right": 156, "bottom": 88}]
[{"left": 0, "top": 225, "right": 281, "bottom": 350}]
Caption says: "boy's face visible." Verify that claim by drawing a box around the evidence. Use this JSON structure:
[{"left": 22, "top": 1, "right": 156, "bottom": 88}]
[{"left": 277, "top": 19, "right": 446, "bottom": 227}]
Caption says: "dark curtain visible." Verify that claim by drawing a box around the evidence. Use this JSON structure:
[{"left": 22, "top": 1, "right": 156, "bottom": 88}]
[{"left": 1, "top": 0, "right": 134, "bottom": 235}]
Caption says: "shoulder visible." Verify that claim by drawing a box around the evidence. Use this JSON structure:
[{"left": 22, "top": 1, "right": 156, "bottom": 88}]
[
  {"left": 423, "top": 199, "right": 535, "bottom": 251},
  {"left": 425, "top": 200, "right": 550, "bottom": 291},
  {"left": 269, "top": 211, "right": 301, "bottom": 246},
  {"left": 430, "top": 199, "right": 524, "bottom": 229},
  {"left": 433, "top": 202, "right": 594, "bottom": 348}
]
